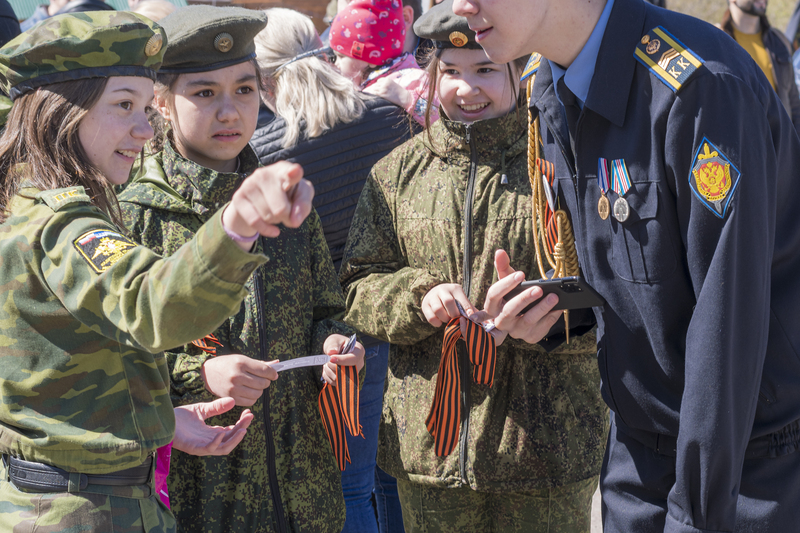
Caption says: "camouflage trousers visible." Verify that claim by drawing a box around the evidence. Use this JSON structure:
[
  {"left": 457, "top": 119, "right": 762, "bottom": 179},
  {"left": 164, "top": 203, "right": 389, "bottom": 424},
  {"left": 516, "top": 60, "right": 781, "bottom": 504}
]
[
  {"left": 396, "top": 475, "right": 598, "bottom": 533},
  {"left": 0, "top": 458, "right": 175, "bottom": 533}
]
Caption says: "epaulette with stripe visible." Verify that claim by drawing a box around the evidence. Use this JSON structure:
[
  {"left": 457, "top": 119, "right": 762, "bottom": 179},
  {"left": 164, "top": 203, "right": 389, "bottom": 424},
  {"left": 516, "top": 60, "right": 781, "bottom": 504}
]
[
  {"left": 36, "top": 186, "right": 91, "bottom": 212},
  {"left": 634, "top": 26, "right": 703, "bottom": 93},
  {"left": 520, "top": 52, "right": 541, "bottom": 81}
]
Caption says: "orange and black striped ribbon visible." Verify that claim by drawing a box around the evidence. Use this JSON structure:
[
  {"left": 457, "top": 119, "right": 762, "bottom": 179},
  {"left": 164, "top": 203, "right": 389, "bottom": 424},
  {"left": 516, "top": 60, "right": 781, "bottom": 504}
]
[
  {"left": 191, "top": 333, "right": 223, "bottom": 356},
  {"left": 319, "top": 365, "right": 362, "bottom": 471},
  {"left": 537, "top": 158, "right": 559, "bottom": 254},
  {"left": 425, "top": 317, "right": 496, "bottom": 457}
]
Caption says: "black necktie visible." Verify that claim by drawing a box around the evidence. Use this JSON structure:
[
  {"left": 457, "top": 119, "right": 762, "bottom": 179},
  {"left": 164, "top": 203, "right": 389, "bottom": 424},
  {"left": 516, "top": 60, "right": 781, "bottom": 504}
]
[{"left": 557, "top": 77, "right": 580, "bottom": 154}]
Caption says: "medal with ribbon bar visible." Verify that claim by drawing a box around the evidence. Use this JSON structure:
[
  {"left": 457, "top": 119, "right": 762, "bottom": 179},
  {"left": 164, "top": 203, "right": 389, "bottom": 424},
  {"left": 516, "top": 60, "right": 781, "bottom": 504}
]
[
  {"left": 597, "top": 158, "right": 611, "bottom": 220},
  {"left": 610, "top": 159, "right": 632, "bottom": 222}
]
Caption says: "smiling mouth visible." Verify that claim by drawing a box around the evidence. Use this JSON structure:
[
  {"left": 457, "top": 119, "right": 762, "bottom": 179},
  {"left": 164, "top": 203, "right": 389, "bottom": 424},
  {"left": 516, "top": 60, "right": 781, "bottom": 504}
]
[
  {"left": 474, "top": 27, "right": 492, "bottom": 40},
  {"left": 116, "top": 149, "right": 138, "bottom": 159},
  {"left": 459, "top": 103, "right": 489, "bottom": 112}
]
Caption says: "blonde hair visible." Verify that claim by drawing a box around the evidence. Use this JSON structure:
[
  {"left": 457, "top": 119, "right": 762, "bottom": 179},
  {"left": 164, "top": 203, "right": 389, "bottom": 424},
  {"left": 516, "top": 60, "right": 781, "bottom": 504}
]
[
  {"left": 254, "top": 8, "right": 365, "bottom": 149},
  {"left": 132, "top": 0, "right": 177, "bottom": 22}
]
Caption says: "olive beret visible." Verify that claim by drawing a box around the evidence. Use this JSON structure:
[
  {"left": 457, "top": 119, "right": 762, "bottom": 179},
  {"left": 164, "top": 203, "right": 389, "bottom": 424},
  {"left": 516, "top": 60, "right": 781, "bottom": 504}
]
[
  {"left": 413, "top": 0, "right": 480, "bottom": 50},
  {"left": 158, "top": 5, "right": 267, "bottom": 74},
  {"left": 0, "top": 11, "right": 166, "bottom": 100}
]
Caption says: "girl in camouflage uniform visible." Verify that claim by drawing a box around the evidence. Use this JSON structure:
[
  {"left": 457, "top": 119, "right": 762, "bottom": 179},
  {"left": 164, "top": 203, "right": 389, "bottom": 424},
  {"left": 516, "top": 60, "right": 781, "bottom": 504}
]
[
  {"left": 339, "top": 2, "right": 607, "bottom": 532},
  {"left": 0, "top": 12, "right": 314, "bottom": 533},
  {"left": 118, "top": 6, "right": 364, "bottom": 533}
]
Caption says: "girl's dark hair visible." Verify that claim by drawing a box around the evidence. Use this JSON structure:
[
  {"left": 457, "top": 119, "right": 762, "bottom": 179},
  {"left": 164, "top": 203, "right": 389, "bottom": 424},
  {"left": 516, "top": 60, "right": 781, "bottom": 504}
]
[
  {"left": 0, "top": 78, "right": 124, "bottom": 225},
  {"left": 148, "top": 58, "right": 265, "bottom": 153},
  {"left": 422, "top": 48, "right": 529, "bottom": 152}
]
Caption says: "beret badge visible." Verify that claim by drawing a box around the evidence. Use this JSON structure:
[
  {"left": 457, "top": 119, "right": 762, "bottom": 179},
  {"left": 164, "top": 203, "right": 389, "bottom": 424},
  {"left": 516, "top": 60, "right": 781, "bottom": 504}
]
[
  {"left": 214, "top": 32, "right": 234, "bottom": 53},
  {"left": 449, "top": 31, "right": 468, "bottom": 47},
  {"left": 144, "top": 33, "right": 163, "bottom": 57}
]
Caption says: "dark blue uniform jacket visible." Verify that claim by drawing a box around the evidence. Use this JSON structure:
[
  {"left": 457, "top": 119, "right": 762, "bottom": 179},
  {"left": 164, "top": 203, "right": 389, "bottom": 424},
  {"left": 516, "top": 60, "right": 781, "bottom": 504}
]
[{"left": 530, "top": 0, "right": 800, "bottom": 530}]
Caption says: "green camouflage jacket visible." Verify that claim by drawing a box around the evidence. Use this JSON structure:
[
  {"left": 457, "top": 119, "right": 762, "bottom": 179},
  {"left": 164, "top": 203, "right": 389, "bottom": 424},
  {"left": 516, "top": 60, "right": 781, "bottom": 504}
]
[
  {"left": 340, "top": 111, "right": 607, "bottom": 492},
  {"left": 119, "top": 141, "right": 352, "bottom": 533},
  {"left": 0, "top": 185, "right": 264, "bottom": 474}
]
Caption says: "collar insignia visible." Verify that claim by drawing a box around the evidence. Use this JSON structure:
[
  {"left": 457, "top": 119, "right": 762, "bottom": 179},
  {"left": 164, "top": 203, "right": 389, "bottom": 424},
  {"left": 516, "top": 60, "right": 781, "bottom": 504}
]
[
  {"left": 689, "top": 138, "right": 740, "bottom": 218},
  {"left": 634, "top": 26, "right": 703, "bottom": 93}
]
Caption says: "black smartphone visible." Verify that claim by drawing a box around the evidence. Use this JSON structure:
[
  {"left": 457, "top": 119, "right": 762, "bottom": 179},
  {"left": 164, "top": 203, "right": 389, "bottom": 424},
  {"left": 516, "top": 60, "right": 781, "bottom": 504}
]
[{"left": 503, "top": 276, "right": 605, "bottom": 313}]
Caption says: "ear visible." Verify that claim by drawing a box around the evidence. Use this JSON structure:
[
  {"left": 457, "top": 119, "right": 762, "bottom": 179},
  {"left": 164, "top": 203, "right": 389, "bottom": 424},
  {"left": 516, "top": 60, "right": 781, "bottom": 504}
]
[
  {"left": 154, "top": 91, "right": 171, "bottom": 122},
  {"left": 402, "top": 5, "right": 414, "bottom": 30}
]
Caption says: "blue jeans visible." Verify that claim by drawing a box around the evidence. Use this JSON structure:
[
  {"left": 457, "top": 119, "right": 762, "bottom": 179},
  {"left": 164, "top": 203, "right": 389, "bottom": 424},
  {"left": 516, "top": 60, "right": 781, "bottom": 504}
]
[{"left": 340, "top": 343, "right": 403, "bottom": 533}]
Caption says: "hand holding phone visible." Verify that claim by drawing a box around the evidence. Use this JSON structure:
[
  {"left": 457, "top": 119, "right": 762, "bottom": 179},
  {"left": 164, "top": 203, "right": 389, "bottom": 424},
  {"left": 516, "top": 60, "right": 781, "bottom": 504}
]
[{"left": 503, "top": 276, "right": 604, "bottom": 314}]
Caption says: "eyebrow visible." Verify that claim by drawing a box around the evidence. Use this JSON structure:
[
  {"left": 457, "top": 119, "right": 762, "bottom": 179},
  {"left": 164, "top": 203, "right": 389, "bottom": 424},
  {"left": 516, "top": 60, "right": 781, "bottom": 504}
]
[
  {"left": 112, "top": 87, "right": 145, "bottom": 97},
  {"left": 440, "top": 60, "right": 496, "bottom": 68},
  {"left": 185, "top": 74, "right": 257, "bottom": 88}
]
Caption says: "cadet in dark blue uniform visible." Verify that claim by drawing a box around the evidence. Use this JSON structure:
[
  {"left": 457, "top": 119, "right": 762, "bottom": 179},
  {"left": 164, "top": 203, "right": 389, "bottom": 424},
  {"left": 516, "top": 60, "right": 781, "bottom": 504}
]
[{"left": 454, "top": 0, "right": 800, "bottom": 531}]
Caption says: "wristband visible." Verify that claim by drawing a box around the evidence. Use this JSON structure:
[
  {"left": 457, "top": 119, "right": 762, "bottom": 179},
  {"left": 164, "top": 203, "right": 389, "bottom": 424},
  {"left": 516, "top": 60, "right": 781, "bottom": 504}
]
[{"left": 223, "top": 223, "right": 259, "bottom": 243}]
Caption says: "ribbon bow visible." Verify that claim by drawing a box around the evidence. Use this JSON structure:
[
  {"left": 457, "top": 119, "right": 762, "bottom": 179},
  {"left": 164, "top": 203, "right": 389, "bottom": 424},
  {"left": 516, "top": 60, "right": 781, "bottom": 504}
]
[
  {"left": 426, "top": 317, "right": 497, "bottom": 457},
  {"left": 319, "top": 364, "right": 362, "bottom": 470}
]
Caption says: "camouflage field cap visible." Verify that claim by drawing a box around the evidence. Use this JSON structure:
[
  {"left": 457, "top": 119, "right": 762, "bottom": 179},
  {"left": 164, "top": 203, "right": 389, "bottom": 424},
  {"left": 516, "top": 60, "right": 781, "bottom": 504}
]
[
  {"left": 413, "top": 0, "right": 480, "bottom": 50},
  {"left": 158, "top": 5, "right": 267, "bottom": 74},
  {"left": 0, "top": 11, "right": 166, "bottom": 100}
]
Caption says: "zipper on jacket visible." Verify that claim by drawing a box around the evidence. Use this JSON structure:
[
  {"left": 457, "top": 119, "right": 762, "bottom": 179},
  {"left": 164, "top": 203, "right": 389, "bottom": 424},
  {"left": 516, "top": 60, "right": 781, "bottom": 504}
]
[
  {"left": 253, "top": 269, "right": 289, "bottom": 533},
  {"left": 539, "top": 108, "right": 626, "bottom": 424},
  {"left": 459, "top": 124, "right": 478, "bottom": 484}
]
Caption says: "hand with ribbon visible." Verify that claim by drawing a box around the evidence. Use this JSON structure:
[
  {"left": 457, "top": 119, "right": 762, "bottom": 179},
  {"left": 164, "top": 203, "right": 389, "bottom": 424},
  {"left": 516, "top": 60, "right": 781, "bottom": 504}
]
[
  {"left": 201, "top": 353, "right": 280, "bottom": 407},
  {"left": 482, "top": 250, "right": 563, "bottom": 345},
  {"left": 319, "top": 334, "right": 365, "bottom": 471}
]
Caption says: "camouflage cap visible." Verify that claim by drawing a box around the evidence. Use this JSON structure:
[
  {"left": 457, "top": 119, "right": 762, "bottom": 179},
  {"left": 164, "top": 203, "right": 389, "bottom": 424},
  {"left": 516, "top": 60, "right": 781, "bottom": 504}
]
[
  {"left": 413, "top": 0, "right": 480, "bottom": 50},
  {"left": 0, "top": 11, "right": 166, "bottom": 100},
  {"left": 158, "top": 6, "right": 267, "bottom": 74}
]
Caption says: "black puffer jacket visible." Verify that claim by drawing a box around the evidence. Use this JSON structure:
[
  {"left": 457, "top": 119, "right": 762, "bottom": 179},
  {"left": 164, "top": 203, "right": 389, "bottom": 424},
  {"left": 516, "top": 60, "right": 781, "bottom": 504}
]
[{"left": 250, "top": 95, "right": 416, "bottom": 272}]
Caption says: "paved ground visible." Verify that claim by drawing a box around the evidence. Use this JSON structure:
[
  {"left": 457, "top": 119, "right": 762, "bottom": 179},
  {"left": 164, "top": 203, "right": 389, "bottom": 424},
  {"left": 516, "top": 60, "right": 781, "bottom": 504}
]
[{"left": 591, "top": 486, "right": 602, "bottom": 532}]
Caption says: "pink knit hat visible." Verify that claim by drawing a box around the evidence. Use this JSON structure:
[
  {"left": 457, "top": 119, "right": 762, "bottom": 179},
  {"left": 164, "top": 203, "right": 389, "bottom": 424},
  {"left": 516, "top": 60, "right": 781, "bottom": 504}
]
[{"left": 330, "top": 0, "right": 406, "bottom": 66}]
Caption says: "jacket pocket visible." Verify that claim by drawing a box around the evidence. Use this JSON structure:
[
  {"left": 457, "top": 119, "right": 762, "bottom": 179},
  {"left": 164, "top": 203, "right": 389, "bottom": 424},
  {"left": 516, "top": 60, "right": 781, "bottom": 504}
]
[{"left": 610, "top": 182, "right": 677, "bottom": 283}]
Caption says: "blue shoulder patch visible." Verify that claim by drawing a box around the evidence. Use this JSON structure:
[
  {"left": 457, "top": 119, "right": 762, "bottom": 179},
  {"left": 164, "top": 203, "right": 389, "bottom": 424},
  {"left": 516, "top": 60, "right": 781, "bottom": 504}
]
[
  {"left": 520, "top": 52, "right": 541, "bottom": 81},
  {"left": 634, "top": 27, "right": 703, "bottom": 93}
]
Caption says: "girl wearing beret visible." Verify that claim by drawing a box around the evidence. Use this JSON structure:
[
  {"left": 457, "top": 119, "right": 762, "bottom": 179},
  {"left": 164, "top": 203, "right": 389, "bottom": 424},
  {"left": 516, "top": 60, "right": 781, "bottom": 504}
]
[
  {"left": 0, "top": 11, "right": 314, "bottom": 533},
  {"left": 339, "top": 2, "right": 606, "bottom": 532},
  {"left": 329, "top": 0, "right": 437, "bottom": 126},
  {"left": 118, "top": 6, "right": 365, "bottom": 533}
]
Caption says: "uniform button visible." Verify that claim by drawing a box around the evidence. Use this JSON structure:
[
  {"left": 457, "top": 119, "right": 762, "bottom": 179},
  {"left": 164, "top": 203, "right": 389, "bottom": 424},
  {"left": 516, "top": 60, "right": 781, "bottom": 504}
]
[{"left": 242, "top": 262, "right": 255, "bottom": 271}]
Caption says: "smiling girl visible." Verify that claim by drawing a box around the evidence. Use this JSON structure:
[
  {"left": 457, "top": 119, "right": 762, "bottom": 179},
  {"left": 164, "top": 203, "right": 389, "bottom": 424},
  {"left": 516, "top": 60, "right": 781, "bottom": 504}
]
[
  {"left": 339, "top": 2, "right": 606, "bottom": 531},
  {"left": 119, "top": 6, "right": 364, "bottom": 533},
  {"left": 0, "top": 12, "right": 313, "bottom": 533}
]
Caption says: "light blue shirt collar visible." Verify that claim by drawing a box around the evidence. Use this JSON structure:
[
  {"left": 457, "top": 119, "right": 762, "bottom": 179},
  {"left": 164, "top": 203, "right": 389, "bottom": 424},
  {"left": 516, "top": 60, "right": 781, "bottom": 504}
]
[{"left": 549, "top": 0, "right": 615, "bottom": 109}]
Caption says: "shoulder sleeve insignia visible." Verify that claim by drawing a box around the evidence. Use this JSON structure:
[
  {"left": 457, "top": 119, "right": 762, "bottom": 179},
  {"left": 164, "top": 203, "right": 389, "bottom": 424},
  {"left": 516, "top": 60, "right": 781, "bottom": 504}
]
[
  {"left": 37, "top": 187, "right": 91, "bottom": 212},
  {"left": 689, "top": 138, "right": 740, "bottom": 218},
  {"left": 634, "top": 27, "right": 703, "bottom": 93},
  {"left": 520, "top": 52, "right": 542, "bottom": 81},
  {"left": 73, "top": 229, "right": 138, "bottom": 274}
]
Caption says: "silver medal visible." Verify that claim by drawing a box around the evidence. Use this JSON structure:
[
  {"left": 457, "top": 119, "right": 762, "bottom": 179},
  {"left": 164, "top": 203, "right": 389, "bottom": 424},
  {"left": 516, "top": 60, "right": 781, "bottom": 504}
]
[{"left": 613, "top": 197, "right": 630, "bottom": 222}]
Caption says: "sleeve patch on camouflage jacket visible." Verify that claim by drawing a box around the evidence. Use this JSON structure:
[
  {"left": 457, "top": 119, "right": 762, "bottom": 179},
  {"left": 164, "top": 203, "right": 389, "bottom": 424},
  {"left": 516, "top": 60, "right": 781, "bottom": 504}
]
[
  {"left": 73, "top": 230, "right": 138, "bottom": 274},
  {"left": 37, "top": 187, "right": 91, "bottom": 212}
]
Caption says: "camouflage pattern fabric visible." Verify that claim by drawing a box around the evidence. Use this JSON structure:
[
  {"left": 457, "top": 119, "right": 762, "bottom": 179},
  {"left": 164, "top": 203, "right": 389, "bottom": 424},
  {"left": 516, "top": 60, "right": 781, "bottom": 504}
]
[
  {"left": 340, "top": 111, "right": 608, "bottom": 492},
  {"left": 0, "top": 184, "right": 263, "bottom": 474},
  {"left": 0, "top": 11, "right": 166, "bottom": 99},
  {"left": 0, "top": 459, "right": 175, "bottom": 533},
  {"left": 0, "top": 95, "right": 11, "bottom": 129},
  {"left": 396, "top": 475, "right": 598, "bottom": 532},
  {"left": 119, "top": 141, "right": 353, "bottom": 533}
]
